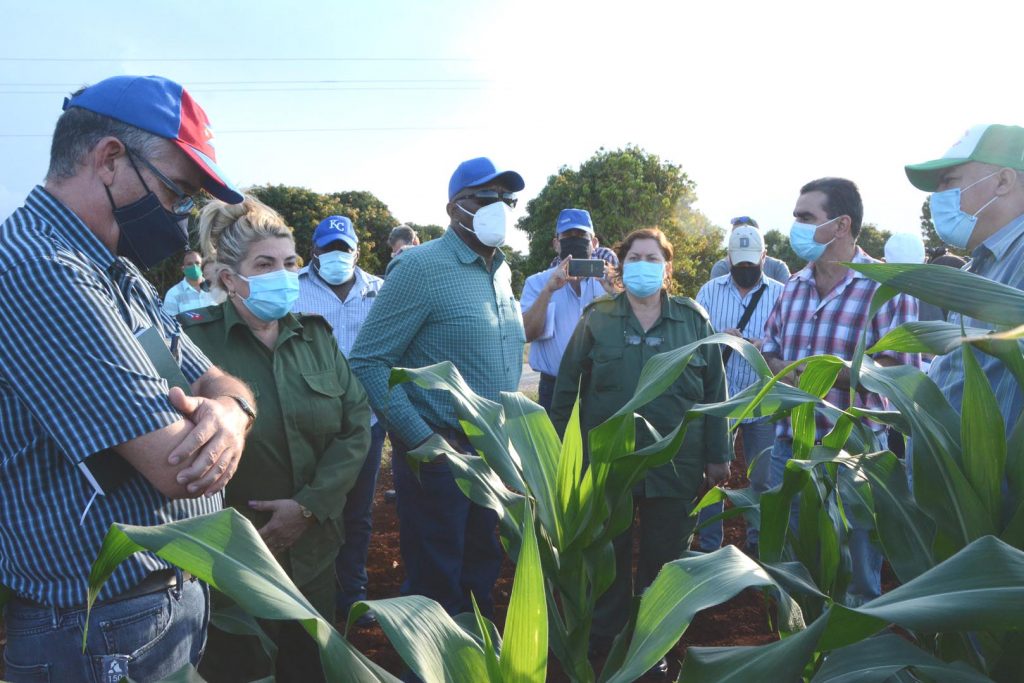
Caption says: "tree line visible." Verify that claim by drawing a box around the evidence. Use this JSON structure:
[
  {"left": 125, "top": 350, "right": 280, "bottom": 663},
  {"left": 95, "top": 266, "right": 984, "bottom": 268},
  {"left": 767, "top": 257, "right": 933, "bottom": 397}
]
[{"left": 146, "top": 146, "right": 942, "bottom": 298}]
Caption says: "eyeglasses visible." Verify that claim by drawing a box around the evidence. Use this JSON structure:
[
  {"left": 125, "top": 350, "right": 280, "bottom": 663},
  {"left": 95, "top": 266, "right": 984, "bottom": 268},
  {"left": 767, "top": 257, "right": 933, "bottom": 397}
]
[
  {"left": 624, "top": 334, "right": 664, "bottom": 348},
  {"left": 459, "top": 190, "right": 518, "bottom": 208},
  {"left": 125, "top": 148, "right": 196, "bottom": 217}
]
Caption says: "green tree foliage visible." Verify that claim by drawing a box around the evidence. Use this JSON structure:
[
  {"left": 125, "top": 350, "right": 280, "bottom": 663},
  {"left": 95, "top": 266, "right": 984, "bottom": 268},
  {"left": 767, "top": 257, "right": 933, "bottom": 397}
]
[
  {"left": 517, "top": 146, "right": 725, "bottom": 297},
  {"left": 856, "top": 223, "right": 892, "bottom": 261},
  {"left": 763, "top": 229, "right": 801, "bottom": 274},
  {"left": 919, "top": 197, "right": 967, "bottom": 260},
  {"left": 248, "top": 185, "right": 400, "bottom": 277}
]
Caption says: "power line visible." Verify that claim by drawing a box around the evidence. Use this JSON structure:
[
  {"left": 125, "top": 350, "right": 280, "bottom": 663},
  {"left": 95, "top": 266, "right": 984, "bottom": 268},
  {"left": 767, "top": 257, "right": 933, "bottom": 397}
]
[
  {"left": 0, "top": 126, "right": 477, "bottom": 138},
  {"left": 0, "top": 79, "right": 489, "bottom": 87},
  {"left": 0, "top": 56, "right": 474, "bottom": 63},
  {"left": 0, "top": 86, "right": 488, "bottom": 95}
]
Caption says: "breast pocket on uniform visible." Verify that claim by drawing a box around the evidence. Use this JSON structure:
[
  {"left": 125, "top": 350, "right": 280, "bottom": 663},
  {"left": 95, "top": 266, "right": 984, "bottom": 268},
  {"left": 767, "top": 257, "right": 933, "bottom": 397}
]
[
  {"left": 590, "top": 346, "right": 624, "bottom": 393},
  {"left": 298, "top": 371, "right": 346, "bottom": 434}
]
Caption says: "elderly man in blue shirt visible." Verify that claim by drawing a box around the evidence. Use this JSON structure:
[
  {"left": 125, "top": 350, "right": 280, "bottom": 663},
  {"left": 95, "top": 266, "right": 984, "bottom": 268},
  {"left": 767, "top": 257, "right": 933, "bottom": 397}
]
[
  {"left": 521, "top": 208, "right": 617, "bottom": 411},
  {"left": 349, "top": 157, "right": 525, "bottom": 619},
  {"left": 294, "top": 214, "right": 385, "bottom": 625},
  {"left": 162, "top": 249, "right": 217, "bottom": 315},
  {"left": 905, "top": 124, "right": 1024, "bottom": 436}
]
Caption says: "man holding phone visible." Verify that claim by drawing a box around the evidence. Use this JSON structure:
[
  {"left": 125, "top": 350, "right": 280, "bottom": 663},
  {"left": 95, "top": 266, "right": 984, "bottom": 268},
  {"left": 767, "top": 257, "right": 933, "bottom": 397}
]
[{"left": 521, "top": 208, "right": 616, "bottom": 411}]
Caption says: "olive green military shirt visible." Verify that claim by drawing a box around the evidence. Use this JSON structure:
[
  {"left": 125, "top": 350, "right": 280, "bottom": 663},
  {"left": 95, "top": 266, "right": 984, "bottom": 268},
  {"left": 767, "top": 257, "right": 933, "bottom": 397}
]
[
  {"left": 550, "top": 291, "right": 731, "bottom": 500},
  {"left": 179, "top": 301, "right": 370, "bottom": 586}
]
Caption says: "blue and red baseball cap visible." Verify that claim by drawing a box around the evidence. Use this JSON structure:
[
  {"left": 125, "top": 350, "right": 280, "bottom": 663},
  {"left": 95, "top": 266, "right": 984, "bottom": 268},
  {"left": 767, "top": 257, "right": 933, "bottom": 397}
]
[
  {"left": 64, "top": 75, "right": 243, "bottom": 204},
  {"left": 313, "top": 215, "right": 358, "bottom": 250},
  {"left": 448, "top": 157, "right": 525, "bottom": 201}
]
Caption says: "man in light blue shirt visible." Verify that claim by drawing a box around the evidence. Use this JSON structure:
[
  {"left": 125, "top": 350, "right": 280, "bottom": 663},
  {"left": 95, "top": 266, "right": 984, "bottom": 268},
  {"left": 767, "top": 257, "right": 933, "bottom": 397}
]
[
  {"left": 695, "top": 226, "right": 784, "bottom": 554},
  {"left": 294, "top": 214, "right": 384, "bottom": 626},
  {"left": 905, "top": 124, "right": 1024, "bottom": 436},
  {"left": 521, "top": 208, "right": 616, "bottom": 411},
  {"left": 161, "top": 250, "right": 216, "bottom": 315}
]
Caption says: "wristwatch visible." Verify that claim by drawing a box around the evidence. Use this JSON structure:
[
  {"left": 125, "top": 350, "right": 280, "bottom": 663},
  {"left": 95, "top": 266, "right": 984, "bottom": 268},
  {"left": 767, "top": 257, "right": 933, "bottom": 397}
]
[
  {"left": 298, "top": 503, "right": 314, "bottom": 519},
  {"left": 223, "top": 394, "right": 257, "bottom": 430}
]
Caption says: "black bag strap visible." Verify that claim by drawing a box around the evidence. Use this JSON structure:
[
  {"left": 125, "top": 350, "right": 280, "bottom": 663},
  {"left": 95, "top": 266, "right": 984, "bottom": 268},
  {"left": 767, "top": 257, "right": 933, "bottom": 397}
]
[{"left": 721, "top": 283, "right": 767, "bottom": 366}]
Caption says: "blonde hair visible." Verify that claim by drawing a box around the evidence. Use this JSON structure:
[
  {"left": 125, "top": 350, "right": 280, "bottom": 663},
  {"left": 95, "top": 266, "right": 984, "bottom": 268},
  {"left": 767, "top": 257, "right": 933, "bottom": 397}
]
[{"left": 197, "top": 195, "right": 294, "bottom": 289}]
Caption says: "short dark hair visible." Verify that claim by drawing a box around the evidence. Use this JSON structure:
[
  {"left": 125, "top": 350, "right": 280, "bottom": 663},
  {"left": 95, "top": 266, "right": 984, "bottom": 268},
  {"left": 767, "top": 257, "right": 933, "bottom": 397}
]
[
  {"left": 46, "top": 87, "right": 164, "bottom": 181},
  {"left": 388, "top": 224, "right": 417, "bottom": 247},
  {"left": 800, "top": 177, "right": 863, "bottom": 238}
]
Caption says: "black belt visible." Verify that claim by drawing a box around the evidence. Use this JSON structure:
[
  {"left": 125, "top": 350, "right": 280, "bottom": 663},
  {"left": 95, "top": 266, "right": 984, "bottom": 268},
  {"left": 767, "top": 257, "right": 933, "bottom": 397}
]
[{"left": 13, "top": 569, "right": 195, "bottom": 611}]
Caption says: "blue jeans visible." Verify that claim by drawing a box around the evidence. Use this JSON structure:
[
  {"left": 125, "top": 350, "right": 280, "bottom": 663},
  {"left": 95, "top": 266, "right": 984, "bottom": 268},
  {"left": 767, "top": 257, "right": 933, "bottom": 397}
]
[
  {"left": 770, "top": 436, "right": 882, "bottom": 604},
  {"left": 335, "top": 422, "right": 386, "bottom": 614},
  {"left": 3, "top": 574, "right": 209, "bottom": 683},
  {"left": 390, "top": 430, "right": 503, "bottom": 617},
  {"left": 696, "top": 420, "right": 775, "bottom": 551}
]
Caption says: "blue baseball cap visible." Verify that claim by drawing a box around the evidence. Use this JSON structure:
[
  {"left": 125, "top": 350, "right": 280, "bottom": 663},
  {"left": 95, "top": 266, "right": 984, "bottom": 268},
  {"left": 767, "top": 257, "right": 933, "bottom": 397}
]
[
  {"left": 313, "top": 215, "right": 358, "bottom": 250},
  {"left": 556, "top": 208, "right": 594, "bottom": 235},
  {"left": 448, "top": 157, "right": 525, "bottom": 201},
  {"left": 64, "top": 75, "right": 243, "bottom": 204}
]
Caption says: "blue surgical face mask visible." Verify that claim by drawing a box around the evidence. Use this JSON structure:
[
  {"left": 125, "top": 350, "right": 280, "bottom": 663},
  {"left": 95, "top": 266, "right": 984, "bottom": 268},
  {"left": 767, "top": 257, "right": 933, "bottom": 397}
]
[
  {"left": 622, "top": 260, "right": 665, "bottom": 298},
  {"left": 237, "top": 269, "right": 300, "bottom": 321},
  {"left": 929, "top": 171, "right": 1000, "bottom": 249},
  {"left": 789, "top": 216, "right": 840, "bottom": 262},
  {"left": 316, "top": 250, "right": 355, "bottom": 285}
]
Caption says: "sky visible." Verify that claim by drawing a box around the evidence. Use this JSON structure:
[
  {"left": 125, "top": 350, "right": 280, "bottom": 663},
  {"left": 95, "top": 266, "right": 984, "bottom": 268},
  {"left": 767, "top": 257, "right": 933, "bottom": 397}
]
[{"left": 2, "top": 0, "right": 1022, "bottom": 255}]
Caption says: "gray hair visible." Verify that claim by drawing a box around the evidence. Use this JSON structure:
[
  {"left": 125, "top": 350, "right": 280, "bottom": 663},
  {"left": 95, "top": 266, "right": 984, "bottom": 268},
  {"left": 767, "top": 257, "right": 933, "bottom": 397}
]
[
  {"left": 46, "top": 88, "right": 165, "bottom": 180},
  {"left": 388, "top": 224, "right": 418, "bottom": 247},
  {"left": 197, "top": 195, "right": 294, "bottom": 289}
]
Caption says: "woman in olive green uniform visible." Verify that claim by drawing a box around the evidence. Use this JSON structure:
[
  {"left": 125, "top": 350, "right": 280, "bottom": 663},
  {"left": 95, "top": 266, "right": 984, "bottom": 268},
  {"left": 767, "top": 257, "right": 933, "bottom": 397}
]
[
  {"left": 550, "top": 228, "right": 732, "bottom": 658},
  {"left": 182, "top": 197, "right": 370, "bottom": 683}
]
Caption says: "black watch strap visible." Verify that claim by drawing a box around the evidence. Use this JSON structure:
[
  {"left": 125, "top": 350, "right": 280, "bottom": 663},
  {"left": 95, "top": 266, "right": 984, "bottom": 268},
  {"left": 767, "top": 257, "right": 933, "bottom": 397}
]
[{"left": 224, "top": 394, "right": 257, "bottom": 430}]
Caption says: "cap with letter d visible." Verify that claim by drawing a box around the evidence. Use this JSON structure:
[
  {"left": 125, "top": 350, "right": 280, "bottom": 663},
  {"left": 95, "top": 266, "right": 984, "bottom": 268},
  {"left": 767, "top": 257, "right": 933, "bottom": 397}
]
[
  {"left": 905, "top": 124, "right": 1024, "bottom": 191},
  {"left": 728, "top": 225, "right": 764, "bottom": 265}
]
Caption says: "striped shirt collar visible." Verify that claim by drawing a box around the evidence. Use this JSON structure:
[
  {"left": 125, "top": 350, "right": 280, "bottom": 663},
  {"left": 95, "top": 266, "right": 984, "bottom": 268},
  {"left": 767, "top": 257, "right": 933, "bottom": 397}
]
[
  {"left": 793, "top": 246, "right": 875, "bottom": 283},
  {"left": 972, "top": 213, "right": 1024, "bottom": 264},
  {"left": 298, "top": 263, "right": 375, "bottom": 300},
  {"left": 26, "top": 185, "right": 115, "bottom": 271}
]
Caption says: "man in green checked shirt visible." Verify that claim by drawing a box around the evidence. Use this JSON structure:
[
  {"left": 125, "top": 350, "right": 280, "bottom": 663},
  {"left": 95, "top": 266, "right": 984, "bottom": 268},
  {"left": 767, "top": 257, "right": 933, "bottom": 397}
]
[{"left": 349, "top": 157, "right": 525, "bottom": 618}]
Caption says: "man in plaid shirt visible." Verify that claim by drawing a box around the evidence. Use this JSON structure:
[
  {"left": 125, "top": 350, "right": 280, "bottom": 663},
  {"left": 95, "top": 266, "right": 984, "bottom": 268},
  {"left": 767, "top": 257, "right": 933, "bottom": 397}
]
[{"left": 762, "top": 177, "right": 918, "bottom": 605}]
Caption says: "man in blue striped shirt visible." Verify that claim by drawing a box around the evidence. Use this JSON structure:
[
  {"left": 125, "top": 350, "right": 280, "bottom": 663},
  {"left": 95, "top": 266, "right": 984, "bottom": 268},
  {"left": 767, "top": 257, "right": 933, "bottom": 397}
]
[
  {"left": 0, "top": 75, "right": 255, "bottom": 683},
  {"left": 695, "top": 226, "right": 784, "bottom": 554},
  {"left": 294, "top": 214, "right": 385, "bottom": 625}
]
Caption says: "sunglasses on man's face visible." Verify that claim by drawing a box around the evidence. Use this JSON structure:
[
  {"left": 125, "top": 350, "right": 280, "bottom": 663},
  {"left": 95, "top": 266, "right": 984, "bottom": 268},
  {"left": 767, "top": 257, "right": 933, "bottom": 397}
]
[{"left": 460, "top": 190, "right": 518, "bottom": 209}]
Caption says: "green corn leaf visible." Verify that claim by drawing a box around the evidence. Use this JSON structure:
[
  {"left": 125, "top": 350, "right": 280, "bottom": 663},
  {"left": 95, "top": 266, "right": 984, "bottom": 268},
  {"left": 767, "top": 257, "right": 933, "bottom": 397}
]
[
  {"left": 358, "top": 595, "right": 489, "bottom": 682},
  {"left": 811, "top": 633, "right": 995, "bottom": 683},
  {"left": 848, "top": 262, "right": 1024, "bottom": 327},
  {"left": 819, "top": 536, "right": 1024, "bottom": 651},
  {"left": 679, "top": 606, "right": 828, "bottom": 683},
  {"left": 209, "top": 603, "right": 278, "bottom": 667},
  {"left": 960, "top": 344, "right": 1007, "bottom": 527},
  {"left": 86, "top": 509, "right": 397, "bottom": 682},
  {"left": 603, "top": 546, "right": 780, "bottom": 683},
  {"left": 499, "top": 510, "right": 548, "bottom": 683},
  {"left": 500, "top": 392, "right": 565, "bottom": 545}
]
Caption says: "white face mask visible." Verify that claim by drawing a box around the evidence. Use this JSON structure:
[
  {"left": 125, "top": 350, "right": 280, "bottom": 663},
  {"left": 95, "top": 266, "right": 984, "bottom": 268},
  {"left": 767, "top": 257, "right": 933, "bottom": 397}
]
[{"left": 456, "top": 201, "right": 512, "bottom": 248}]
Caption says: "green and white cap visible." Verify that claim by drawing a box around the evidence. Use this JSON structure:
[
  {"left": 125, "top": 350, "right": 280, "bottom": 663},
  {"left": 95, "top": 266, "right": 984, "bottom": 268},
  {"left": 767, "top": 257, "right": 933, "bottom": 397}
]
[{"left": 905, "top": 124, "right": 1024, "bottom": 191}]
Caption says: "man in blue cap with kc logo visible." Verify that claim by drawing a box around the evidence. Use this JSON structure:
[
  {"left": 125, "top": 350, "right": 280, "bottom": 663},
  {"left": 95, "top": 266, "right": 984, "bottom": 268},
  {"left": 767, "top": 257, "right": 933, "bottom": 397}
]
[{"left": 350, "top": 156, "right": 526, "bottom": 621}]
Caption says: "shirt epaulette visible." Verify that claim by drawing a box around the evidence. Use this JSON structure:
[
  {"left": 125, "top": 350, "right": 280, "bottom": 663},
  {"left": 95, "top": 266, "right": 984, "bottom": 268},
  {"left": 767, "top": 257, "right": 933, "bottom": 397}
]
[
  {"left": 176, "top": 305, "right": 224, "bottom": 327},
  {"left": 670, "top": 295, "right": 711, "bottom": 321},
  {"left": 582, "top": 292, "right": 619, "bottom": 313},
  {"left": 294, "top": 312, "right": 334, "bottom": 332}
]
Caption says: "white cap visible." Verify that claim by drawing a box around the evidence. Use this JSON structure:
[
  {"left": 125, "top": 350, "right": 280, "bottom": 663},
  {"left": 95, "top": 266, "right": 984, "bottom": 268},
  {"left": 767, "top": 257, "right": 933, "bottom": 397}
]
[
  {"left": 728, "top": 225, "right": 765, "bottom": 265},
  {"left": 884, "top": 232, "right": 926, "bottom": 264}
]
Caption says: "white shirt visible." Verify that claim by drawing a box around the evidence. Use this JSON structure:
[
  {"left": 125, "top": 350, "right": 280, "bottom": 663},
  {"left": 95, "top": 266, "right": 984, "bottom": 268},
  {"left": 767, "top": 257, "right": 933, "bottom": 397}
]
[
  {"left": 161, "top": 278, "right": 216, "bottom": 316},
  {"left": 520, "top": 267, "right": 607, "bottom": 376}
]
